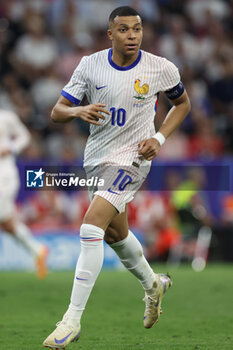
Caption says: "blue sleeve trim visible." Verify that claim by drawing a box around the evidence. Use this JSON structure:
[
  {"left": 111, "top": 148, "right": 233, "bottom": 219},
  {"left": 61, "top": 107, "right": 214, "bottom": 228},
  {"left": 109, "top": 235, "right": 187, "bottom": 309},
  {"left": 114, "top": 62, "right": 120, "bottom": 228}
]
[
  {"left": 165, "top": 82, "right": 184, "bottom": 100},
  {"left": 61, "top": 90, "right": 81, "bottom": 105}
]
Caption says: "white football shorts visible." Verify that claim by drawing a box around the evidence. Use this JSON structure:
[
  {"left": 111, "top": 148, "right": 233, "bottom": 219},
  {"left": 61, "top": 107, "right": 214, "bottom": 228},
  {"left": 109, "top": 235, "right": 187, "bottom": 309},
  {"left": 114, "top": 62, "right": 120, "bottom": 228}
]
[{"left": 85, "top": 162, "right": 151, "bottom": 213}]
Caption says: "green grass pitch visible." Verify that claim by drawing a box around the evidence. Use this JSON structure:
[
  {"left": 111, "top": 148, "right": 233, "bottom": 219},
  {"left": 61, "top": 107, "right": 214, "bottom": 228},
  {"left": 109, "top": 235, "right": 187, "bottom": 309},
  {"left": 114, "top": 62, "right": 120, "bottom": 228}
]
[{"left": 0, "top": 264, "right": 232, "bottom": 350}]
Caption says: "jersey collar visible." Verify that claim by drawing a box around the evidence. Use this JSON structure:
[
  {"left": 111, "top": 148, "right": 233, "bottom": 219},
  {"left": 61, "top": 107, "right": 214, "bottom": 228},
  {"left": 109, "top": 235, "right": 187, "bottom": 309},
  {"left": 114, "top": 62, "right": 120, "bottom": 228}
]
[{"left": 108, "top": 48, "right": 142, "bottom": 71}]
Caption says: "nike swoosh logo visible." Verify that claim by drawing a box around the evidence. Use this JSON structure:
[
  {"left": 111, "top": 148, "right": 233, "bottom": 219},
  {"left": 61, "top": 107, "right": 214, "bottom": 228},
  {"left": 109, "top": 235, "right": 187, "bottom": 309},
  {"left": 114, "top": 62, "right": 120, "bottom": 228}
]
[
  {"left": 76, "top": 276, "right": 88, "bottom": 281},
  {"left": 55, "top": 331, "right": 73, "bottom": 344},
  {"left": 96, "top": 85, "right": 107, "bottom": 90}
]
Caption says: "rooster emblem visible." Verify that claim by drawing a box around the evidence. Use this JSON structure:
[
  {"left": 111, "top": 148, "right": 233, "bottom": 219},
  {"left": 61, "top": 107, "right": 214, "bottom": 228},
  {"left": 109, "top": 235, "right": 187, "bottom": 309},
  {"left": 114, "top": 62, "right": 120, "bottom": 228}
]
[{"left": 134, "top": 79, "right": 149, "bottom": 101}]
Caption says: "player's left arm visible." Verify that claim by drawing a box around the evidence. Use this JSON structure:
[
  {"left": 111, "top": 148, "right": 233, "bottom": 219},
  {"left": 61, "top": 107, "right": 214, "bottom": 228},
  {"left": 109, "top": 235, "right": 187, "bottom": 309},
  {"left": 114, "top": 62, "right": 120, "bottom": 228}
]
[
  {"left": 138, "top": 89, "right": 191, "bottom": 161},
  {"left": 158, "top": 89, "right": 191, "bottom": 139}
]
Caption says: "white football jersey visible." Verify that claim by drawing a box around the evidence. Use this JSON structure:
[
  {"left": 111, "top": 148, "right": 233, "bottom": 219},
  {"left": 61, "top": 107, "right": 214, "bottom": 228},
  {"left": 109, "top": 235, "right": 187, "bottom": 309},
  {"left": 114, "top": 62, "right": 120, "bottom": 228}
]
[{"left": 62, "top": 49, "right": 180, "bottom": 167}]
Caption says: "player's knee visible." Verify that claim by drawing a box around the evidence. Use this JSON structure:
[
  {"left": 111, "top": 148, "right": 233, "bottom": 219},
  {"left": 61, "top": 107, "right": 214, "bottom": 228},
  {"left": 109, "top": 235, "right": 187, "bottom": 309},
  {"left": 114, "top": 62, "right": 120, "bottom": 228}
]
[
  {"left": 82, "top": 207, "right": 104, "bottom": 227},
  {"left": 83, "top": 210, "right": 97, "bottom": 225},
  {"left": 83, "top": 209, "right": 113, "bottom": 231}
]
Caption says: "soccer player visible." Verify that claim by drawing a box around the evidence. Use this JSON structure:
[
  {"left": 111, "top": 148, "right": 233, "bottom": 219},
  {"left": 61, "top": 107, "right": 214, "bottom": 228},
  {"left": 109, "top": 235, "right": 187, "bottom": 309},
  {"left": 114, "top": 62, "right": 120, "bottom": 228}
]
[
  {"left": 43, "top": 6, "right": 191, "bottom": 349},
  {"left": 0, "top": 109, "right": 48, "bottom": 279}
]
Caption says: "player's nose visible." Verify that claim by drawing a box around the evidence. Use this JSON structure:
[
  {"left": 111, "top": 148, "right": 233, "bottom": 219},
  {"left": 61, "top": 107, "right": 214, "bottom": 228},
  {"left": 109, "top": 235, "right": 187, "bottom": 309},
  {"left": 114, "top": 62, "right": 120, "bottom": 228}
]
[{"left": 128, "top": 29, "right": 136, "bottom": 39}]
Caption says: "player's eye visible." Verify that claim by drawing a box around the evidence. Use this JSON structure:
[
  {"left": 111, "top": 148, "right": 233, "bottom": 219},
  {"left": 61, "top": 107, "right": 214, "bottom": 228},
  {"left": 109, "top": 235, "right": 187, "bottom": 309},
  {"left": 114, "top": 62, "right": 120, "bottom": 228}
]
[
  {"left": 120, "top": 28, "right": 127, "bottom": 32},
  {"left": 135, "top": 27, "right": 141, "bottom": 32}
]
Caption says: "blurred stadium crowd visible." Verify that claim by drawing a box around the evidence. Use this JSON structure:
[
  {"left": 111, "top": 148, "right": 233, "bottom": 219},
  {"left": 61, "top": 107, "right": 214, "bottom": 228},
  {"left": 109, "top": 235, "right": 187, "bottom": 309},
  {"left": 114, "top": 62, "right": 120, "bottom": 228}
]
[{"left": 0, "top": 0, "right": 233, "bottom": 260}]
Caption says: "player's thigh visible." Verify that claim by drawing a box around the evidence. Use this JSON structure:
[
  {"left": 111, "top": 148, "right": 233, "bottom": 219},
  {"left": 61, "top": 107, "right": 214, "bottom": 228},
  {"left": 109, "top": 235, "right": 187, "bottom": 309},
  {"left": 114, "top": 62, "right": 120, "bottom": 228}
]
[
  {"left": 104, "top": 205, "right": 129, "bottom": 244},
  {"left": 83, "top": 194, "right": 118, "bottom": 231}
]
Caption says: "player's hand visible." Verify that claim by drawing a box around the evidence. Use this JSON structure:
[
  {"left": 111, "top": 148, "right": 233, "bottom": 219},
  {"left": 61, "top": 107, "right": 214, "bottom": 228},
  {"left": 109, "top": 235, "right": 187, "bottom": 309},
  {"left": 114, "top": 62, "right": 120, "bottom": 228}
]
[
  {"left": 75, "top": 103, "right": 110, "bottom": 126},
  {"left": 138, "top": 138, "right": 160, "bottom": 161}
]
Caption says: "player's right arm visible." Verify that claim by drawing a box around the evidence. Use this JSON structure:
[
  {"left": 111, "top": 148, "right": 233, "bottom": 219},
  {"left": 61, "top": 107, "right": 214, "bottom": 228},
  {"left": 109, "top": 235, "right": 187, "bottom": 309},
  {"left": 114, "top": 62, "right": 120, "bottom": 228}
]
[
  {"left": 51, "top": 96, "right": 110, "bottom": 126},
  {"left": 51, "top": 55, "right": 110, "bottom": 125}
]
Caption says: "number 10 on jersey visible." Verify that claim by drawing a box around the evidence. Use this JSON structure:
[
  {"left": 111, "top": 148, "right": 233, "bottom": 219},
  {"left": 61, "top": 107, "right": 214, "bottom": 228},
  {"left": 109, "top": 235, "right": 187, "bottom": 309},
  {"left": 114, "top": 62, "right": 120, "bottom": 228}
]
[{"left": 110, "top": 107, "right": 126, "bottom": 127}]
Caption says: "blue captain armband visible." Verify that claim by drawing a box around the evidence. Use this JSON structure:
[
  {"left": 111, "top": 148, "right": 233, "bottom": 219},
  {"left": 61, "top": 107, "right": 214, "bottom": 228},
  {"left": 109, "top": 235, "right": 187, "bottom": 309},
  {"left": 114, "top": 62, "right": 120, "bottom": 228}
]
[{"left": 165, "top": 82, "right": 184, "bottom": 100}]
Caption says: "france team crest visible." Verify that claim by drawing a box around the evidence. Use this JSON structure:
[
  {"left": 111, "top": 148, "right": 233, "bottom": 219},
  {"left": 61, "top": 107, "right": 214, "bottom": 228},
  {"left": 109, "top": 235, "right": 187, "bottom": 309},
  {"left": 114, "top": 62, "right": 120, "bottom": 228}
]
[
  {"left": 133, "top": 78, "right": 149, "bottom": 105},
  {"left": 26, "top": 168, "right": 45, "bottom": 188}
]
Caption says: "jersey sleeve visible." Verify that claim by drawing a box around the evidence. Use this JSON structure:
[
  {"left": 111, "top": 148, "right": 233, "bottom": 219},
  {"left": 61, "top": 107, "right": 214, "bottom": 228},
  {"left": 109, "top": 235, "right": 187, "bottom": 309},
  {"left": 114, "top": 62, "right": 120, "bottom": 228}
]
[
  {"left": 159, "top": 58, "right": 181, "bottom": 92},
  {"left": 61, "top": 56, "right": 88, "bottom": 105}
]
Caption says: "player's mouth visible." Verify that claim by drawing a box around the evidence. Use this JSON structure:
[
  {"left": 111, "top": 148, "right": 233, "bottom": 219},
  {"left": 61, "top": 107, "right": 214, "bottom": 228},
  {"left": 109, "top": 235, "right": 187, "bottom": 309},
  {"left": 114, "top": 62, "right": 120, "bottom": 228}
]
[{"left": 125, "top": 44, "right": 137, "bottom": 50}]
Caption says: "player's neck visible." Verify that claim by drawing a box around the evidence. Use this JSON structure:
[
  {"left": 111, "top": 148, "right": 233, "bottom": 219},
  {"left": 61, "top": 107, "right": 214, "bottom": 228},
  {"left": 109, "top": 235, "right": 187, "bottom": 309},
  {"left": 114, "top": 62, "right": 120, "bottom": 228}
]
[{"left": 111, "top": 49, "right": 139, "bottom": 67}]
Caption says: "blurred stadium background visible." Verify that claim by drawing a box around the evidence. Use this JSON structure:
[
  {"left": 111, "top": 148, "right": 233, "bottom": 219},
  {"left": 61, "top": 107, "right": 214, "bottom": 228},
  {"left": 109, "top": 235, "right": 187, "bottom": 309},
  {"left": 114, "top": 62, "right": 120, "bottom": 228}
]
[{"left": 0, "top": 0, "right": 233, "bottom": 272}]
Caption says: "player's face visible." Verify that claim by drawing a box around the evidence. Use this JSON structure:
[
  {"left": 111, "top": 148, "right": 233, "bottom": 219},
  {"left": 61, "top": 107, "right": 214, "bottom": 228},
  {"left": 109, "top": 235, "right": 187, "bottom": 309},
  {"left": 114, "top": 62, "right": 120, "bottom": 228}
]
[{"left": 108, "top": 15, "right": 143, "bottom": 58}]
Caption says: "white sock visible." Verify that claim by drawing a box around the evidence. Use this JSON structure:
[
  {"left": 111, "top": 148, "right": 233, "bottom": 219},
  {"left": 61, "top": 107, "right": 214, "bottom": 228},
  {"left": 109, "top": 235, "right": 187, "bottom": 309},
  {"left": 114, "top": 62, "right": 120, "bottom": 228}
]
[
  {"left": 68, "top": 224, "right": 104, "bottom": 321},
  {"left": 14, "top": 222, "right": 42, "bottom": 257},
  {"left": 110, "top": 230, "right": 159, "bottom": 292}
]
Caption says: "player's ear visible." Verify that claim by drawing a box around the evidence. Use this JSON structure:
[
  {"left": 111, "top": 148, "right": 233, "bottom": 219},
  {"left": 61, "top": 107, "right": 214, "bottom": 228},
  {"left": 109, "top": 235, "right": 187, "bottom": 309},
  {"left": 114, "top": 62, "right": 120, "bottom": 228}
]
[{"left": 107, "top": 29, "right": 113, "bottom": 41}]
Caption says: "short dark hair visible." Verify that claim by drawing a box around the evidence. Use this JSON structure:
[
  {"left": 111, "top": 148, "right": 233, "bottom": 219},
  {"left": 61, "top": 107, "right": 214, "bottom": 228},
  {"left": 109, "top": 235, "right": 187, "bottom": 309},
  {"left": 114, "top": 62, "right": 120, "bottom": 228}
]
[{"left": 109, "top": 6, "right": 141, "bottom": 24}]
